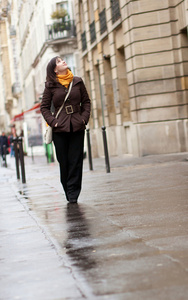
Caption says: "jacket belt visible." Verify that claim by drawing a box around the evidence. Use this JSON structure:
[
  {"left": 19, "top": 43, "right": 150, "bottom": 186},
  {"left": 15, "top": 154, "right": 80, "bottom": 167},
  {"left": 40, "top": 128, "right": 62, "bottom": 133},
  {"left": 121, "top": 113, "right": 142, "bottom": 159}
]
[{"left": 64, "top": 104, "right": 81, "bottom": 115}]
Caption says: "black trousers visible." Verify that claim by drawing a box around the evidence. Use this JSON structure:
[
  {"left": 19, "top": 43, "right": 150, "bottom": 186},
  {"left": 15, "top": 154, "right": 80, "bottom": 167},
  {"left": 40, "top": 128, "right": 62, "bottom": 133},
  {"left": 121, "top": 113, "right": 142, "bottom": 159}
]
[{"left": 53, "top": 129, "right": 85, "bottom": 201}]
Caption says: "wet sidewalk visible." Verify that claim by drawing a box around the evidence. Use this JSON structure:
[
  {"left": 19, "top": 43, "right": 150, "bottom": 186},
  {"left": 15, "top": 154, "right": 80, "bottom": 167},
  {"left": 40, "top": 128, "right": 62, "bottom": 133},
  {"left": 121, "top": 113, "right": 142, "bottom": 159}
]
[{"left": 0, "top": 152, "right": 188, "bottom": 299}]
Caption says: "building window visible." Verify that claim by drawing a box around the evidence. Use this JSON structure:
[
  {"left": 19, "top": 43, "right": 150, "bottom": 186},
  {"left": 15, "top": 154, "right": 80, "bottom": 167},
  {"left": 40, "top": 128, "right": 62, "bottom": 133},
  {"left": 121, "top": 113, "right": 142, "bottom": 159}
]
[
  {"left": 99, "top": 8, "right": 107, "bottom": 34},
  {"left": 110, "top": 0, "right": 121, "bottom": 24},
  {"left": 88, "top": 0, "right": 96, "bottom": 44},
  {"left": 57, "top": 1, "right": 68, "bottom": 12},
  {"left": 79, "top": 0, "right": 85, "bottom": 31},
  {"left": 88, "top": 0, "right": 94, "bottom": 23},
  {"left": 81, "top": 31, "right": 87, "bottom": 51},
  {"left": 90, "top": 21, "right": 96, "bottom": 44},
  {"left": 56, "top": 1, "right": 70, "bottom": 20}
]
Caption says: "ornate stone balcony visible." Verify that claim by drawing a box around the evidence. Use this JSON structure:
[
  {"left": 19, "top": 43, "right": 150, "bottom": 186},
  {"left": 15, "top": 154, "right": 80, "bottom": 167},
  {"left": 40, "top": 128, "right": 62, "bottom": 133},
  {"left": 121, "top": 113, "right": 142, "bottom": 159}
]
[{"left": 46, "top": 20, "right": 76, "bottom": 41}]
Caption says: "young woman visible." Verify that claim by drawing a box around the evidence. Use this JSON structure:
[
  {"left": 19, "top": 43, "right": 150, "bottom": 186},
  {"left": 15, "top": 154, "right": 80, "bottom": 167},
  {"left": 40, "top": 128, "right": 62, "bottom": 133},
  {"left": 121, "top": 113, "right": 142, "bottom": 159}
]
[{"left": 40, "top": 56, "right": 91, "bottom": 203}]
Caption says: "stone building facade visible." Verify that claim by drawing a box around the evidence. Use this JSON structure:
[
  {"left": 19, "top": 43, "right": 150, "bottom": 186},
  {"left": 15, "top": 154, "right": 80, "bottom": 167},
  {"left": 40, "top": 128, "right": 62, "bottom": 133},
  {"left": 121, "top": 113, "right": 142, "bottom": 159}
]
[
  {"left": 0, "top": 0, "right": 15, "bottom": 132},
  {"left": 75, "top": 0, "right": 188, "bottom": 157}
]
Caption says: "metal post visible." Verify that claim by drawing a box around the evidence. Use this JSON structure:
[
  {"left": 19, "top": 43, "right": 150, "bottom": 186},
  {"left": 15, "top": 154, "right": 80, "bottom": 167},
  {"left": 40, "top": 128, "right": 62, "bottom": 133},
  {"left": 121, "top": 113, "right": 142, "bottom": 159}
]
[
  {"left": 50, "top": 143, "right": 54, "bottom": 162},
  {"left": 3, "top": 145, "right": 7, "bottom": 168},
  {"left": 18, "top": 137, "right": 26, "bottom": 183},
  {"left": 86, "top": 129, "right": 93, "bottom": 170},
  {"left": 97, "top": 59, "right": 105, "bottom": 127},
  {"left": 45, "top": 144, "right": 49, "bottom": 163},
  {"left": 45, "top": 143, "right": 54, "bottom": 163},
  {"left": 13, "top": 138, "right": 20, "bottom": 180},
  {"left": 102, "top": 126, "right": 110, "bottom": 173},
  {"left": 31, "top": 144, "right": 34, "bottom": 163},
  {"left": 97, "top": 60, "right": 111, "bottom": 172}
]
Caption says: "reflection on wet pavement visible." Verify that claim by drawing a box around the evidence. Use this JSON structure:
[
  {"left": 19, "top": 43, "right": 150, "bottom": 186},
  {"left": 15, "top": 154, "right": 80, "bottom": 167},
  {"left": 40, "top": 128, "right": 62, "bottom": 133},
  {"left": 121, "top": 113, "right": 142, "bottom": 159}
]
[
  {"left": 13, "top": 159, "right": 188, "bottom": 299},
  {"left": 65, "top": 204, "right": 96, "bottom": 272}
]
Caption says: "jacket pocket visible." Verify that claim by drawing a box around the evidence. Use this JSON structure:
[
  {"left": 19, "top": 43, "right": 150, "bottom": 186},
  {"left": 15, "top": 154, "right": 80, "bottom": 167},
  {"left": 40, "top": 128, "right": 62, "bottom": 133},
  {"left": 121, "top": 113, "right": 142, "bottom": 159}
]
[
  {"left": 56, "top": 115, "right": 69, "bottom": 129},
  {"left": 72, "top": 113, "right": 85, "bottom": 130}
]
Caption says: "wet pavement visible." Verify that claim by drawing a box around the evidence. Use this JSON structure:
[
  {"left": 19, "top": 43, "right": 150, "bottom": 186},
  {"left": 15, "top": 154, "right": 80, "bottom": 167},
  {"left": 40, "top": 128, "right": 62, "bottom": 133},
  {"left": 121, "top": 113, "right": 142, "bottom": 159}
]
[{"left": 0, "top": 152, "right": 188, "bottom": 299}]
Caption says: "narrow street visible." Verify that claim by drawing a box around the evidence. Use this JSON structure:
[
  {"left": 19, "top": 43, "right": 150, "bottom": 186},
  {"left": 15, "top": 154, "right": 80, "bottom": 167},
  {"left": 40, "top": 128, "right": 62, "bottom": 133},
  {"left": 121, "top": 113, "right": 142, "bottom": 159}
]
[{"left": 0, "top": 153, "right": 188, "bottom": 299}]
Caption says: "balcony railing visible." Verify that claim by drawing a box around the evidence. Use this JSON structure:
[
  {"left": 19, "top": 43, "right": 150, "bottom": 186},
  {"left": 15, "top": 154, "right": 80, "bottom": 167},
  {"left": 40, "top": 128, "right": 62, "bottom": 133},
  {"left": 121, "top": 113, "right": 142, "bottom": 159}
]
[
  {"left": 81, "top": 31, "right": 87, "bottom": 51},
  {"left": 89, "top": 21, "right": 96, "bottom": 44},
  {"left": 111, "top": 0, "right": 121, "bottom": 24},
  {"left": 99, "top": 8, "right": 107, "bottom": 34},
  {"left": 46, "top": 20, "right": 76, "bottom": 41}
]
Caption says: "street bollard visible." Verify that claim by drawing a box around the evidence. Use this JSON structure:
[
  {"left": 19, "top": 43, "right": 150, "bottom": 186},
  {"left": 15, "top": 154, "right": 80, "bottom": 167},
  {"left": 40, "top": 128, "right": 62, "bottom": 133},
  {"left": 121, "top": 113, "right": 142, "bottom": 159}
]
[
  {"left": 30, "top": 144, "right": 34, "bottom": 163},
  {"left": 101, "top": 126, "right": 110, "bottom": 173},
  {"left": 3, "top": 145, "right": 7, "bottom": 168},
  {"left": 45, "top": 143, "right": 54, "bottom": 163},
  {"left": 86, "top": 129, "right": 93, "bottom": 171},
  {"left": 50, "top": 144, "right": 55, "bottom": 162},
  {"left": 13, "top": 138, "right": 20, "bottom": 180},
  {"left": 18, "top": 137, "right": 26, "bottom": 184},
  {"left": 45, "top": 144, "right": 49, "bottom": 163}
]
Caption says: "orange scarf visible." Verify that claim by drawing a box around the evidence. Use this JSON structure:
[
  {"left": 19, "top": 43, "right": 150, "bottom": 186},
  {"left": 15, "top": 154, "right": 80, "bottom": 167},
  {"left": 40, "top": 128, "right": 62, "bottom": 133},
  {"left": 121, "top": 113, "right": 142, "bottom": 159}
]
[{"left": 57, "top": 69, "right": 74, "bottom": 88}]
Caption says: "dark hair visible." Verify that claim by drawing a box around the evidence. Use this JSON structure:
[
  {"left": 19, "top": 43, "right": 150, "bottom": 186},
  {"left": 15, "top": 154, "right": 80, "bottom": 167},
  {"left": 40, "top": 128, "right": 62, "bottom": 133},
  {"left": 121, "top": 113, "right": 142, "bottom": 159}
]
[{"left": 46, "top": 56, "right": 60, "bottom": 83}]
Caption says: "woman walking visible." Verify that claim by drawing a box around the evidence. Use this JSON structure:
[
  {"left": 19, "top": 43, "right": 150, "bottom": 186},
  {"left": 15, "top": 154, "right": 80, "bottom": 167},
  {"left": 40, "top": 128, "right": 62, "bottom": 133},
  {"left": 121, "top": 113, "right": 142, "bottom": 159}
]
[{"left": 41, "top": 56, "right": 91, "bottom": 203}]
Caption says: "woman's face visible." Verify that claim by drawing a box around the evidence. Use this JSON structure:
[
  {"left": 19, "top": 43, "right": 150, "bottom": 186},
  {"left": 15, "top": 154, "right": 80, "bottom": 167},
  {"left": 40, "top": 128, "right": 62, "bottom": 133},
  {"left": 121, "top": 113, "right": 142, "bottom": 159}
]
[{"left": 54, "top": 57, "right": 68, "bottom": 74}]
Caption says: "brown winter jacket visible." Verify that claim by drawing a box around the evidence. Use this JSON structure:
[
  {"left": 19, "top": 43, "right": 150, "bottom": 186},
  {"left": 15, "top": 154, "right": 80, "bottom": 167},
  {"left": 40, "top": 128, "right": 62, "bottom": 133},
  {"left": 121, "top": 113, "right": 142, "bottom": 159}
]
[{"left": 40, "top": 76, "right": 91, "bottom": 132}]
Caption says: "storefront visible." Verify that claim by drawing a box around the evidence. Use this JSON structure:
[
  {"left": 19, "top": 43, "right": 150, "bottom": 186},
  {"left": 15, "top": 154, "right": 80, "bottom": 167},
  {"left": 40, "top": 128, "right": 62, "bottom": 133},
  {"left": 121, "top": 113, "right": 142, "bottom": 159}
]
[{"left": 11, "top": 103, "right": 45, "bottom": 156}]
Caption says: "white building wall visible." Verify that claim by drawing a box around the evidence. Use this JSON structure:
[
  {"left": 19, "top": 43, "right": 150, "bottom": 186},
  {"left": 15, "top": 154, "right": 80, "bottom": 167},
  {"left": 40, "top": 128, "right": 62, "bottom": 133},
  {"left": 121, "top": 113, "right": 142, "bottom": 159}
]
[
  {"left": 0, "top": 59, "right": 7, "bottom": 131},
  {"left": 18, "top": 0, "right": 77, "bottom": 105}
]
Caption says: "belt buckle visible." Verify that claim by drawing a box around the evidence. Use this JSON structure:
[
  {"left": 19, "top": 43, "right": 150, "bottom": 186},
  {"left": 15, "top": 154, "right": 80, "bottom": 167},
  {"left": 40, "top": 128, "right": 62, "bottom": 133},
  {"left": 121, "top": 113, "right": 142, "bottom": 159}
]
[{"left": 65, "top": 105, "right": 73, "bottom": 114}]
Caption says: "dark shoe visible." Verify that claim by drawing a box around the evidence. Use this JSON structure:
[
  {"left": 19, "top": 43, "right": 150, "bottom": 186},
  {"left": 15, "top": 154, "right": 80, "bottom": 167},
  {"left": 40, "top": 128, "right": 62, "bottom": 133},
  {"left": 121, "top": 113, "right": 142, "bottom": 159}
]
[{"left": 69, "top": 199, "right": 77, "bottom": 203}]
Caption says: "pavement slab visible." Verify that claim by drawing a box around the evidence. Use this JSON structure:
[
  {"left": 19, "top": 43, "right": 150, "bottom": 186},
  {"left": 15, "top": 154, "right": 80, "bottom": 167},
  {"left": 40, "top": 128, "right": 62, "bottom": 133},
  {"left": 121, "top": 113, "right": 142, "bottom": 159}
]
[{"left": 0, "top": 153, "right": 188, "bottom": 299}]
